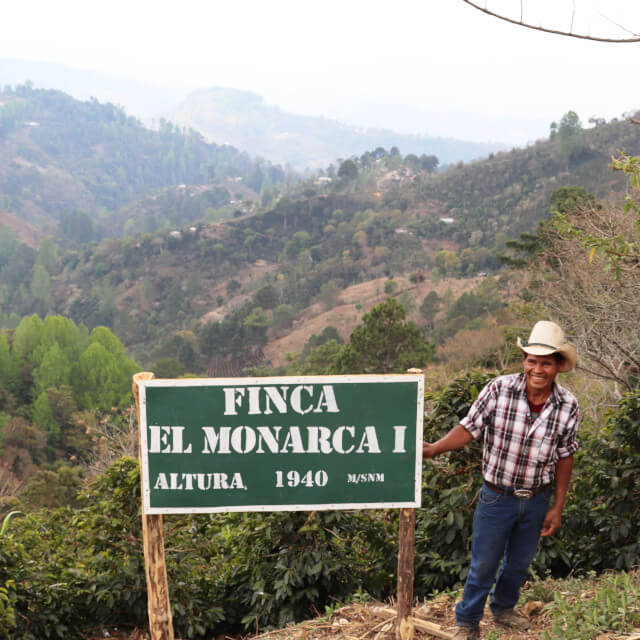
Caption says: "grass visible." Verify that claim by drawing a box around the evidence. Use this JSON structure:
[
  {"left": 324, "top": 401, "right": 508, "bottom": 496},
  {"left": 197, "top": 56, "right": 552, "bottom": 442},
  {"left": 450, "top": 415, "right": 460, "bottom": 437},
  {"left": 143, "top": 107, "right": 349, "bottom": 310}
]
[{"left": 523, "top": 569, "right": 640, "bottom": 640}]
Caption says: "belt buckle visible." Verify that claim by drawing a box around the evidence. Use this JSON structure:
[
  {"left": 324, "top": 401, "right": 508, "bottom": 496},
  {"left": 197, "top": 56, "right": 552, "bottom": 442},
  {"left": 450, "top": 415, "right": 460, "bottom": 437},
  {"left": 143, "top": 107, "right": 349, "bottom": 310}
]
[{"left": 513, "top": 488, "right": 533, "bottom": 499}]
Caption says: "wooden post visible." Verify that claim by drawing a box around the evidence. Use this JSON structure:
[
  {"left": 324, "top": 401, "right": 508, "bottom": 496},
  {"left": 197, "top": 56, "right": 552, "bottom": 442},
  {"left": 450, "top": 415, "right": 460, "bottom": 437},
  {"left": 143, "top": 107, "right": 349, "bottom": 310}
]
[
  {"left": 133, "top": 372, "right": 175, "bottom": 640},
  {"left": 396, "top": 507, "right": 416, "bottom": 640},
  {"left": 396, "top": 368, "right": 423, "bottom": 640}
]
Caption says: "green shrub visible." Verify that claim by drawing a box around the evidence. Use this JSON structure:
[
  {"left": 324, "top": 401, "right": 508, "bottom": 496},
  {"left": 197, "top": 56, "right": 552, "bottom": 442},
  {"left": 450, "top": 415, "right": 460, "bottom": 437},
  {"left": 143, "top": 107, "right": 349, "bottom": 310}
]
[
  {"left": 543, "top": 571, "right": 640, "bottom": 640},
  {"left": 0, "top": 457, "right": 395, "bottom": 638},
  {"left": 548, "top": 389, "right": 640, "bottom": 573},
  {"left": 198, "top": 508, "right": 396, "bottom": 632}
]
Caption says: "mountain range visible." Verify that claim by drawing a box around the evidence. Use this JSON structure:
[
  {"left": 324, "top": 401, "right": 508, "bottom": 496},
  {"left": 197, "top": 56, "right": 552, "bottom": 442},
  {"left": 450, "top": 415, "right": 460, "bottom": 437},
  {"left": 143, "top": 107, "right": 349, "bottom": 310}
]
[
  {"left": 163, "top": 87, "right": 507, "bottom": 169},
  {"left": 1, "top": 58, "right": 506, "bottom": 169}
]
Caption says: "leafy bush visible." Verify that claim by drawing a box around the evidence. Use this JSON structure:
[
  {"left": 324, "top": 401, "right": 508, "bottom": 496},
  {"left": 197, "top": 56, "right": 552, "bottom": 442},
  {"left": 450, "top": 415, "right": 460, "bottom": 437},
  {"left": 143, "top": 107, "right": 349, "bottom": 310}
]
[
  {"left": 205, "top": 509, "right": 396, "bottom": 632},
  {"left": 548, "top": 389, "right": 640, "bottom": 573},
  {"left": 0, "top": 457, "right": 396, "bottom": 638}
]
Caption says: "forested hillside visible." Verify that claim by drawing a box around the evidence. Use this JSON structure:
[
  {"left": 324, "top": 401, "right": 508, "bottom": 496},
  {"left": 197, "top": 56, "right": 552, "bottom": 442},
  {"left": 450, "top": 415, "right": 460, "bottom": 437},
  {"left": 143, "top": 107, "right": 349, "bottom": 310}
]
[
  {"left": 1, "top": 91, "right": 640, "bottom": 639},
  {"left": 1, "top": 105, "right": 639, "bottom": 380},
  {"left": 0, "top": 84, "right": 287, "bottom": 237}
]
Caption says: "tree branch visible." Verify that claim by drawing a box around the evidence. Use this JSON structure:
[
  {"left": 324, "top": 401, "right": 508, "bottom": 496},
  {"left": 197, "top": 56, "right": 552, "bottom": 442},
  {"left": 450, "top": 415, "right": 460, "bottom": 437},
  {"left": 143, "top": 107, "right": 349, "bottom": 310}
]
[
  {"left": 601, "top": 334, "right": 640, "bottom": 372},
  {"left": 460, "top": 0, "right": 640, "bottom": 42},
  {"left": 575, "top": 363, "right": 631, "bottom": 392}
]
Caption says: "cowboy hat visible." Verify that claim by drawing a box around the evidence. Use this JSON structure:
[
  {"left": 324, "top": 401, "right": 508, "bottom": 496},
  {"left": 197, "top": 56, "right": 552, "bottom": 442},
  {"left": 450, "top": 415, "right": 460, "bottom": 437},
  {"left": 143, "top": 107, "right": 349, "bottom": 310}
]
[{"left": 517, "top": 320, "right": 577, "bottom": 372}]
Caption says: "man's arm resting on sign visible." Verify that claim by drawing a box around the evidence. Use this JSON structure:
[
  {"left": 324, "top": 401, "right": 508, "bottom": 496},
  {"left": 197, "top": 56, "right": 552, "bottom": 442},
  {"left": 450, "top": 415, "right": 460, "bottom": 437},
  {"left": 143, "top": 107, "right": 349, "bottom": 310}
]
[
  {"left": 540, "top": 454, "right": 574, "bottom": 537},
  {"left": 423, "top": 424, "right": 474, "bottom": 459}
]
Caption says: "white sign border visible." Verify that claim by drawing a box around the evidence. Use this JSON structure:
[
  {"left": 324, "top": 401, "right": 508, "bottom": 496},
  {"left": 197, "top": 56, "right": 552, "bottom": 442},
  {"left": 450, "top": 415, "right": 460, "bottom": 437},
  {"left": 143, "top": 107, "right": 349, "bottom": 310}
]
[{"left": 139, "top": 374, "right": 424, "bottom": 515}]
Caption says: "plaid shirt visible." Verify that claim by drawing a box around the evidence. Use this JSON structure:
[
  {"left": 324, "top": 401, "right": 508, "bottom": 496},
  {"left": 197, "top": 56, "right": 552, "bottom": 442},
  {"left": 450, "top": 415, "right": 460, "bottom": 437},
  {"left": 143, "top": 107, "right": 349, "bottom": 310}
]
[{"left": 460, "top": 373, "right": 579, "bottom": 488}]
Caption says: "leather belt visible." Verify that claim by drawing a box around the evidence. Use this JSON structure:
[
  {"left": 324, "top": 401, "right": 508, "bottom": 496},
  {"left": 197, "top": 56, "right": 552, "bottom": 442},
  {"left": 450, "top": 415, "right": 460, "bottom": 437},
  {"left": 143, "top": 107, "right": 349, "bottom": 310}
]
[{"left": 484, "top": 481, "right": 552, "bottom": 499}]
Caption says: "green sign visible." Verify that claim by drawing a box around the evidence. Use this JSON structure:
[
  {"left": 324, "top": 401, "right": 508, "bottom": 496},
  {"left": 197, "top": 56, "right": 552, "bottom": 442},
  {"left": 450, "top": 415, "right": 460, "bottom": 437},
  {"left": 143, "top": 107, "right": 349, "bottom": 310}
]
[{"left": 139, "top": 374, "right": 424, "bottom": 514}]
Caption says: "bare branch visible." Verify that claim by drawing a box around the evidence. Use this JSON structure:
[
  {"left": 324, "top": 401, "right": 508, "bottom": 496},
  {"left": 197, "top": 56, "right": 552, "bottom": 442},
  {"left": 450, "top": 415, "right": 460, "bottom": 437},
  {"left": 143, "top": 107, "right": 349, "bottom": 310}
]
[
  {"left": 598, "top": 11, "right": 640, "bottom": 38},
  {"left": 460, "top": 0, "right": 640, "bottom": 42},
  {"left": 602, "top": 334, "right": 640, "bottom": 371},
  {"left": 575, "top": 363, "right": 629, "bottom": 388}
]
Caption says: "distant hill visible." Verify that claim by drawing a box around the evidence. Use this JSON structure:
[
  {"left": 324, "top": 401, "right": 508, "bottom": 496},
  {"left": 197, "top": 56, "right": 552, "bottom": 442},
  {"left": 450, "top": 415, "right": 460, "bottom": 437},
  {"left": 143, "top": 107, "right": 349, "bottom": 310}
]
[
  {"left": 164, "top": 87, "right": 507, "bottom": 169},
  {"left": 0, "top": 84, "right": 285, "bottom": 236},
  {"left": 1, "top": 60, "right": 505, "bottom": 169}
]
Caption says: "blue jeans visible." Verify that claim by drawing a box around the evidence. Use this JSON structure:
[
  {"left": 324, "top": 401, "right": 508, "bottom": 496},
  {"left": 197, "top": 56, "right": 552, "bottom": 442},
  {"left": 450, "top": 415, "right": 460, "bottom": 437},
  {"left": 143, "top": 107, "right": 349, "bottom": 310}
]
[{"left": 455, "top": 483, "right": 552, "bottom": 628}]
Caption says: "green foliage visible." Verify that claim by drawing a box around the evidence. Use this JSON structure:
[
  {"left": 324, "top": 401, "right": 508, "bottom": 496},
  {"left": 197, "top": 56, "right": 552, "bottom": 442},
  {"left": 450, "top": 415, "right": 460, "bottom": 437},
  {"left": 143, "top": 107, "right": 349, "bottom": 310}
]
[
  {"left": 332, "top": 298, "right": 435, "bottom": 374},
  {"left": 419, "top": 291, "right": 440, "bottom": 325},
  {"left": 337, "top": 159, "right": 359, "bottom": 183},
  {"left": 76, "top": 345, "right": 125, "bottom": 408},
  {"left": 549, "top": 186, "right": 596, "bottom": 214},
  {"left": 0, "top": 315, "right": 138, "bottom": 492},
  {"left": 272, "top": 303, "right": 297, "bottom": 330},
  {"left": 551, "top": 388, "right": 640, "bottom": 574},
  {"left": 20, "top": 466, "right": 83, "bottom": 509},
  {"left": 433, "top": 280, "right": 503, "bottom": 344},
  {"left": 498, "top": 230, "right": 542, "bottom": 267},
  {"left": 0, "top": 512, "right": 23, "bottom": 537},
  {"left": 553, "top": 151, "right": 640, "bottom": 280},
  {"left": 383, "top": 278, "right": 397, "bottom": 295},
  {"left": 226, "top": 279, "right": 241, "bottom": 296},
  {"left": 153, "top": 357, "right": 185, "bottom": 378},
  {"left": 0, "top": 580, "right": 17, "bottom": 637},
  {"left": 543, "top": 572, "right": 640, "bottom": 640},
  {"left": 435, "top": 250, "right": 461, "bottom": 277},
  {"left": 57, "top": 209, "right": 94, "bottom": 244},
  {"left": 554, "top": 111, "right": 587, "bottom": 168},
  {"left": 0, "top": 457, "right": 396, "bottom": 638},
  {"left": 299, "top": 339, "right": 344, "bottom": 375},
  {"left": 252, "top": 285, "right": 279, "bottom": 310},
  {"left": 211, "top": 509, "right": 395, "bottom": 631},
  {"left": 318, "top": 280, "right": 341, "bottom": 309},
  {"left": 0, "top": 458, "right": 146, "bottom": 639},
  {"left": 0, "top": 333, "right": 18, "bottom": 393}
]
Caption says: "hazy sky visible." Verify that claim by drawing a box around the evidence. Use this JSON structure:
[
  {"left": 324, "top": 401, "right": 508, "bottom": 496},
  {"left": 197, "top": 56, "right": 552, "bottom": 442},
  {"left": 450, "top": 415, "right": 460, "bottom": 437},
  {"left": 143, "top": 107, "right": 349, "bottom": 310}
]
[{"left": 2, "top": 0, "right": 640, "bottom": 145}]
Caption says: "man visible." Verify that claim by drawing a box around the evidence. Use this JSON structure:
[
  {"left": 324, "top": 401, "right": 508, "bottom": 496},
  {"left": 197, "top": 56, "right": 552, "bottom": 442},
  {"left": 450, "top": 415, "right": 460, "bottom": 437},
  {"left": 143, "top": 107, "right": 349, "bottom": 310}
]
[{"left": 423, "top": 321, "right": 579, "bottom": 640}]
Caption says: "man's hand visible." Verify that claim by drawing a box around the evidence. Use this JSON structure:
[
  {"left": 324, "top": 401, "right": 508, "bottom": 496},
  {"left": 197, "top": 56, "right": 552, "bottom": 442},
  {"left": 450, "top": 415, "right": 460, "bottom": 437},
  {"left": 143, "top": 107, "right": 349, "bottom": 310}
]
[
  {"left": 423, "top": 442, "right": 438, "bottom": 459},
  {"left": 541, "top": 455, "right": 573, "bottom": 537},
  {"left": 422, "top": 424, "right": 474, "bottom": 459},
  {"left": 540, "top": 506, "right": 562, "bottom": 537}
]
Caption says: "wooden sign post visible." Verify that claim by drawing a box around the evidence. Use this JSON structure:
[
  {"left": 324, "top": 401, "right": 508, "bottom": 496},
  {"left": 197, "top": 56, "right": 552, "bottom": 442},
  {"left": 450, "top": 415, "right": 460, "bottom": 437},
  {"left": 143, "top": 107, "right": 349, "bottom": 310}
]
[
  {"left": 396, "top": 507, "right": 416, "bottom": 640},
  {"left": 133, "top": 372, "right": 174, "bottom": 640},
  {"left": 396, "top": 368, "right": 423, "bottom": 640}
]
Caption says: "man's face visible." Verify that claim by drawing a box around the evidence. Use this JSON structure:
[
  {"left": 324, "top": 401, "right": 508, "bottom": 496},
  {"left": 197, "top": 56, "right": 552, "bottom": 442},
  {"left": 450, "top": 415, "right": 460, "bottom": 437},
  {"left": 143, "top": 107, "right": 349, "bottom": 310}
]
[{"left": 523, "top": 353, "right": 561, "bottom": 395}]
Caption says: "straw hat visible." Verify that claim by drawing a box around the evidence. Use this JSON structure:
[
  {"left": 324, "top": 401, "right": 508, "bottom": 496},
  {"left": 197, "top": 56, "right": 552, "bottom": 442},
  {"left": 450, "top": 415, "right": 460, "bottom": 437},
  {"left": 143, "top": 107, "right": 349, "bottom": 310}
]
[{"left": 517, "top": 321, "right": 577, "bottom": 372}]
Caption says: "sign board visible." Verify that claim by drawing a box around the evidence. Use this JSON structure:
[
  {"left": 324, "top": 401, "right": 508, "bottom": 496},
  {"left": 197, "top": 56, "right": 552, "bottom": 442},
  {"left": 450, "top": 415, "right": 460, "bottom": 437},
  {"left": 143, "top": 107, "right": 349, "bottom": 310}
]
[{"left": 138, "top": 374, "right": 424, "bottom": 514}]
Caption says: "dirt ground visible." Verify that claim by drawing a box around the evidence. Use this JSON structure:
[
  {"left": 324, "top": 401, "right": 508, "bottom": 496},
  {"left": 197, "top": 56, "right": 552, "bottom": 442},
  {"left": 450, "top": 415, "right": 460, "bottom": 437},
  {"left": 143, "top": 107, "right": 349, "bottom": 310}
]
[{"left": 87, "top": 591, "right": 640, "bottom": 640}]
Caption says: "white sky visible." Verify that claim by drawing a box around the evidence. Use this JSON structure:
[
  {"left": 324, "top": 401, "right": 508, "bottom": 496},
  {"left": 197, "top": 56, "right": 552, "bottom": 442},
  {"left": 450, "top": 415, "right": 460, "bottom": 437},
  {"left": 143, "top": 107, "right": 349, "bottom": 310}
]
[{"left": 2, "top": 0, "right": 640, "bottom": 144}]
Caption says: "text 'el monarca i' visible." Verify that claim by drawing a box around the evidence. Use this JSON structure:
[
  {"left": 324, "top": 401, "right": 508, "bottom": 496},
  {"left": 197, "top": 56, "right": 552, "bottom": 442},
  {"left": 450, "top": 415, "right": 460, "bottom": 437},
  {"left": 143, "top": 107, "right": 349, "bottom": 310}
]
[{"left": 147, "top": 384, "right": 410, "bottom": 456}]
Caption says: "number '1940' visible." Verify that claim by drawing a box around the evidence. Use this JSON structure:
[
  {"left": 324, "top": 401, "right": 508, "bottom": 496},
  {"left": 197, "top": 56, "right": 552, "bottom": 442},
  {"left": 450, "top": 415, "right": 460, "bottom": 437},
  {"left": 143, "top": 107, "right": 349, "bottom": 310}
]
[{"left": 275, "top": 470, "right": 328, "bottom": 488}]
